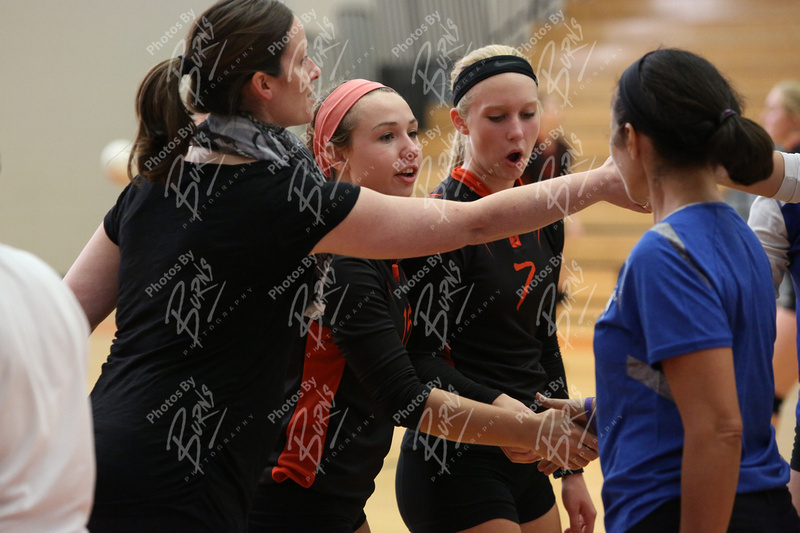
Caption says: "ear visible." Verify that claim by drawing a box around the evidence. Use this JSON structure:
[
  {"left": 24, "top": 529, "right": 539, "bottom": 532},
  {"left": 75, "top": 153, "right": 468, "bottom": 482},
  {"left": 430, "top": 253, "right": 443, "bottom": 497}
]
[
  {"left": 623, "top": 123, "right": 641, "bottom": 160},
  {"left": 247, "top": 72, "right": 275, "bottom": 101},
  {"left": 450, "top": 107, "right": 469, "bottom": 135},
  {"left": 323, "top": 143, "right": 350, "bottom": 177}
]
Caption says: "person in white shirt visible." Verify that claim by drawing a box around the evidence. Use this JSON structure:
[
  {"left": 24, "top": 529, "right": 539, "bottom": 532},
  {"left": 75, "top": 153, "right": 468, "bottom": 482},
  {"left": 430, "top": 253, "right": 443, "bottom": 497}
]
[{"left": 0, "top": 242, "right": 95, "bottom": 532}]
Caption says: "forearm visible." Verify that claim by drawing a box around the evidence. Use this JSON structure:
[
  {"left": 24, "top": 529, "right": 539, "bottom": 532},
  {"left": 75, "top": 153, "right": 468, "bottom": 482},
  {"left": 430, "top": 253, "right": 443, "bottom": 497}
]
[
  {"left": 466, "top": 164, "right": 613, "bottom": 245},
  {"left": 679, "top": 429, "right": 741, "bottom": 532},
  {"left": 418, "top": 389, "right": 529, "bottom": 448},
  {"left": 662, "top": 348, "right": 743, "bottom": 532},
  {"left": 419, "top": 389, "right": 593, "bottom": 469},
  {"left": 789, "top": 469, "right": 800, "bottom": 515}
]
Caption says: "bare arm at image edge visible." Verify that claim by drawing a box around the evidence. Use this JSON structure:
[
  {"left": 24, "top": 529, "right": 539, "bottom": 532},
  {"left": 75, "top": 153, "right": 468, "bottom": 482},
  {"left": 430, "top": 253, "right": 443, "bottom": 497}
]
[{"left": 64, "top": 224, "right": 119, "bottom": 332}]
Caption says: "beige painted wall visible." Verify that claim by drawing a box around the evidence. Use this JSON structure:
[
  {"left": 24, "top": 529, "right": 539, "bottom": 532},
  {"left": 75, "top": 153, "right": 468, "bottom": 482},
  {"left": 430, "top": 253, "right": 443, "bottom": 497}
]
[{"left": 0, "top": 0, "right": 352, "bottom": 273}]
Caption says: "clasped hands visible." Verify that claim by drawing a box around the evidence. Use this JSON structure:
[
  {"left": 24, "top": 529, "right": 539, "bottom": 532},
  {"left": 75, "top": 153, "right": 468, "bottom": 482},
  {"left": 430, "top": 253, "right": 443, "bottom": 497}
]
[{"left": 493, "top": 392, "right": 598, "bottom": 473}]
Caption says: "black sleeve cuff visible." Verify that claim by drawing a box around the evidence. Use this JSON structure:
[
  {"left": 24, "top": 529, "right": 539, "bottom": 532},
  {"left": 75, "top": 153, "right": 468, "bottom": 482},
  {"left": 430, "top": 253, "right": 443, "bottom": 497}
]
[{"left": 552, "top": 468, "right": 584, "bottom": 479}]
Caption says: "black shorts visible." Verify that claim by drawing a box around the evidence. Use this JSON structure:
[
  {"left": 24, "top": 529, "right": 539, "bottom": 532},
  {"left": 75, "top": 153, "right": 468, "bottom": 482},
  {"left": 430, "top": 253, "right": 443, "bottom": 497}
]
[
  {"left": 88, "top": 502, "right": 218, "bottom": 533},
  {"left": 248, "top": 480, "right": 367, "bottom": 533},
  {"left": 627, "top": 487, "right": 800, "bottom": 532},
  {"left": 395, "top": 442, "right": 556, "bottom": 533}
]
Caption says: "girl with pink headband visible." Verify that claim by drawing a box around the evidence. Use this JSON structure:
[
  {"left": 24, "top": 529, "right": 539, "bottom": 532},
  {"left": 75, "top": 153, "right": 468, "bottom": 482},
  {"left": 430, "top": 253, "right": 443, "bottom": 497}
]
[{"left": 248, "top": 79, "right": 598, "bottom": 533}]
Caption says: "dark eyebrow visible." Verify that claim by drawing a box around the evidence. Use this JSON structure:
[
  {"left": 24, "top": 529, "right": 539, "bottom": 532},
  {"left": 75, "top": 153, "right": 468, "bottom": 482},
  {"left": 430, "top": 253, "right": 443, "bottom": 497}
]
[{"left": 371, "top": 118, "right": 418, "bottom": 130}]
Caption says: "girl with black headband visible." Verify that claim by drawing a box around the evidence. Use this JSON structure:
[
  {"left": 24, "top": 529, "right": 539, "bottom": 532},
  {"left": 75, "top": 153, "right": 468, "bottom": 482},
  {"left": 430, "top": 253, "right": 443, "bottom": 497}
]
[
  {"left": 395, "top": 44, "right": 595, "bottom": 533},
  {"left": 544, "top": 48, "right": 800, "bottom": 533}
]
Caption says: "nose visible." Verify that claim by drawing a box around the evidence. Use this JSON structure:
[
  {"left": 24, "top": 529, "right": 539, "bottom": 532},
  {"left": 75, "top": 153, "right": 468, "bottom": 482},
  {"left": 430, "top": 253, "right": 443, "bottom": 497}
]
[
  {"left": 403, "top": 134, "right": 422, "bottom": 162},
  {"left": 308, "top": 58, "right": 321, "bottom": 82},
  {"left": 507, "top": 116, "right": 524, "bottom": 141}
]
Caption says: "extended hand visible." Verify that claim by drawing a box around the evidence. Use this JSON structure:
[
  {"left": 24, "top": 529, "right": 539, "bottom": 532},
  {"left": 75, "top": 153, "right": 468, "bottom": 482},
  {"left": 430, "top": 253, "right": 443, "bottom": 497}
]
[
  {"left": 493, "top": 393, "right": 541, "bottom": 463},
  {"left": 594, "top": 156, "right": 651, "bottom": 214},
  {"left": 526, "top": 408, "right": 598, "bottom": 470}
]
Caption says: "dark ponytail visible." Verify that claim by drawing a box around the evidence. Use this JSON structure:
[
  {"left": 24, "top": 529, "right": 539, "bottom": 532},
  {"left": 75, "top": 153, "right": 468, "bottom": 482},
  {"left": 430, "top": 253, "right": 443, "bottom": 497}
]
[
  {"left": 128, "top": 58, "right": 195, "bottom": 183},
  {"left": 612, "top": 48, "right": 773, "bottom": 185},
  {"left": 707, "top": 111, "right": 774, "bottom": 185},
  {"left": 129, "top": 0, "right": 294, "bottom": 183}
]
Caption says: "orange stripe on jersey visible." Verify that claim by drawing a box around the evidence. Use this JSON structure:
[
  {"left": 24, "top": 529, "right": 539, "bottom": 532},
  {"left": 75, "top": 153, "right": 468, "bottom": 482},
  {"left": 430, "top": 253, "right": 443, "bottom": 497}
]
[
  {"left": 392, "top": 262, "right": 401, "bottom": 283},
  {"left": 443, "top": 344, "right": 456, "bottom": 368},
  {"left": 451, "top": 166, "right": 493, "bottom": 198},
  {"left": 451, "top": 168, "right": 525, "bottom": 246},
  {"left": 271, "top": 326, "right": 347, "bottom": 487}
]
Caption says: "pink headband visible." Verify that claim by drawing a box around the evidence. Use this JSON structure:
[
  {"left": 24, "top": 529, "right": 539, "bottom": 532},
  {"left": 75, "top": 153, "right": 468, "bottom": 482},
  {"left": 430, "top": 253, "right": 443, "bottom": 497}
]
[{"left": 313, "top": 79, "right": 389, "bottom": 178}]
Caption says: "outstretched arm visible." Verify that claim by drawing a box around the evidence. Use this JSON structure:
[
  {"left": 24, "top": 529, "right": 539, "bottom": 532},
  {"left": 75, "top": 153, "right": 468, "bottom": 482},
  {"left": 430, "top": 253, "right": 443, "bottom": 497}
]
[
  {"left": 418, "top": 388, "right": 597, "bottom": 470},
  {"left": 723, "top": 151, "right": 800, "bottom": 200},
  {"left": 313, "top": 158, "right": 644, "bottom": 258}
]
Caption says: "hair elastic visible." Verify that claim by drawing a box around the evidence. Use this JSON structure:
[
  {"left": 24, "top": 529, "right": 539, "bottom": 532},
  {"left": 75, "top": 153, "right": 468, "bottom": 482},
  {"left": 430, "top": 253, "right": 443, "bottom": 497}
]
[
  {"left": 452, "top": 55, "right": 538, "bottom": 107},
  {"left": 719, "top": 108, "right": 737, "bottom": 125},
  {"left": 178, "top": 55, "right": 195, "bottom": 76},
  {"left": 313, "top": 79, "right": 388, "bottom": 178}
]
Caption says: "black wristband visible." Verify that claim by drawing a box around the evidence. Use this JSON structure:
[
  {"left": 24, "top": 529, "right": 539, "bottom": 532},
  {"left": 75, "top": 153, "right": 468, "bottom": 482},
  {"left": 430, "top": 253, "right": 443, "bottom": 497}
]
[
  {"left": 774, "top": 395, "right": 785, "bottom": 415},
  {"left": 553, "top": 468, "right": 584, "bottom": 479},
  {"left": 791, "top": 424, "right": 800, "bottom": 471}
]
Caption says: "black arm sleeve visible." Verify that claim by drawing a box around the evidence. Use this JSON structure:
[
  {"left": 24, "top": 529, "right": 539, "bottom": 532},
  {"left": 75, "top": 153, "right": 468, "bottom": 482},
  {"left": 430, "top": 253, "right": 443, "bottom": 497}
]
[
  {"left": 539, "top": 222, "right": 569, "bottom": 401},
  {"left": 791, "top": 423, "right": 800, "bottom": 471},
  {"left": 401, "top": 253, "right": 503, "bottom": 405},
  {"left": 326, "top": 257, "right": 431, "bottom": 428}
]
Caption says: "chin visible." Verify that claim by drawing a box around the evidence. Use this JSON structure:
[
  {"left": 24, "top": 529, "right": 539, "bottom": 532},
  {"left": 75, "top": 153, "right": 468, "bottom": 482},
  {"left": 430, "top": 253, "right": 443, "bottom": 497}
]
[{"left": 391, "top": 184, "right": 415, "bottom": 198}]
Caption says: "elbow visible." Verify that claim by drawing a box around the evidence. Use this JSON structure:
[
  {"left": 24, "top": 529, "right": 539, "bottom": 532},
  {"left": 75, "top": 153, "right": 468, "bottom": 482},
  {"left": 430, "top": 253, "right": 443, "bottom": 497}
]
[
  {"left": 718, "top": 418, "right": 744, "bottom": 443},
  {"left": 688, "top": 416, "right": 743, "bottom": 449},
  {"left": 462, "top": 209, "right": 496, "bottom": 246},
  {"left": 715, "top": 421, "right": 744, "bottom": 448}
]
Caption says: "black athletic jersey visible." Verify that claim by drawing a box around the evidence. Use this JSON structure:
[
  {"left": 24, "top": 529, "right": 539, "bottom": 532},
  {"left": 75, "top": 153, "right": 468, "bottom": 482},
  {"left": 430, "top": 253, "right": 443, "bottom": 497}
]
[
  {"left": 401, "top": 166, "right": 568, "bottom": 412},
  {"left": 92, "top": 159, "right": 359, "bottom": 532},
  {"left": 260, "top": 256, "right": 434, "bottom": 506}
]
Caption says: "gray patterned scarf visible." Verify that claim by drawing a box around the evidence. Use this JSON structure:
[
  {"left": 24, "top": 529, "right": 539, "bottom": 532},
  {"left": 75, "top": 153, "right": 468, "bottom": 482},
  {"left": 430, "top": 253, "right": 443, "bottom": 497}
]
[{"left": 193, "top": 113, "right": 321, "bottom": 176}]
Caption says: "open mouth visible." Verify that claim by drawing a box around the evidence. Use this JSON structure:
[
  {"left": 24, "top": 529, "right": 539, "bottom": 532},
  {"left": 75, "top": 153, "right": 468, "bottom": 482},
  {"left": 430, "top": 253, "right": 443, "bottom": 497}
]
[
  {"left": 506, "top": 151, "right": 523, "bottom": 164},
  {"left": 395, "top": 167, "right": 418, "bottom": 181}
]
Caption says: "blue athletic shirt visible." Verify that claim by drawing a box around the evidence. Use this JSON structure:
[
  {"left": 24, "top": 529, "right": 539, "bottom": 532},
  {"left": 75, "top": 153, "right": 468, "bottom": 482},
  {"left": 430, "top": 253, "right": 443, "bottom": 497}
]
[{"left": 594, "top": 202, "right": 788, "bottom": 532}]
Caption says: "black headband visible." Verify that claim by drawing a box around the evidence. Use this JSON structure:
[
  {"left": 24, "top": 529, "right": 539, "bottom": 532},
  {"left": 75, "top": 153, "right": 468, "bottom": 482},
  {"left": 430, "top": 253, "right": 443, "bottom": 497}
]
[
  {"left": 616, "top": 53, "right": 654, "bottom": 130},
  {"left": 452, "top": 55, "right": 538, "bottom": 107}
]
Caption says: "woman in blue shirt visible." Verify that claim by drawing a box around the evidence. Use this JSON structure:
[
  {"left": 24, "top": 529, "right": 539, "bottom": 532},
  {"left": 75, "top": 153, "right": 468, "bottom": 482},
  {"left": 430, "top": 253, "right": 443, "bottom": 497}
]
[{"left": 546, "top": 48, "right": 800, "bottom": 532}]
